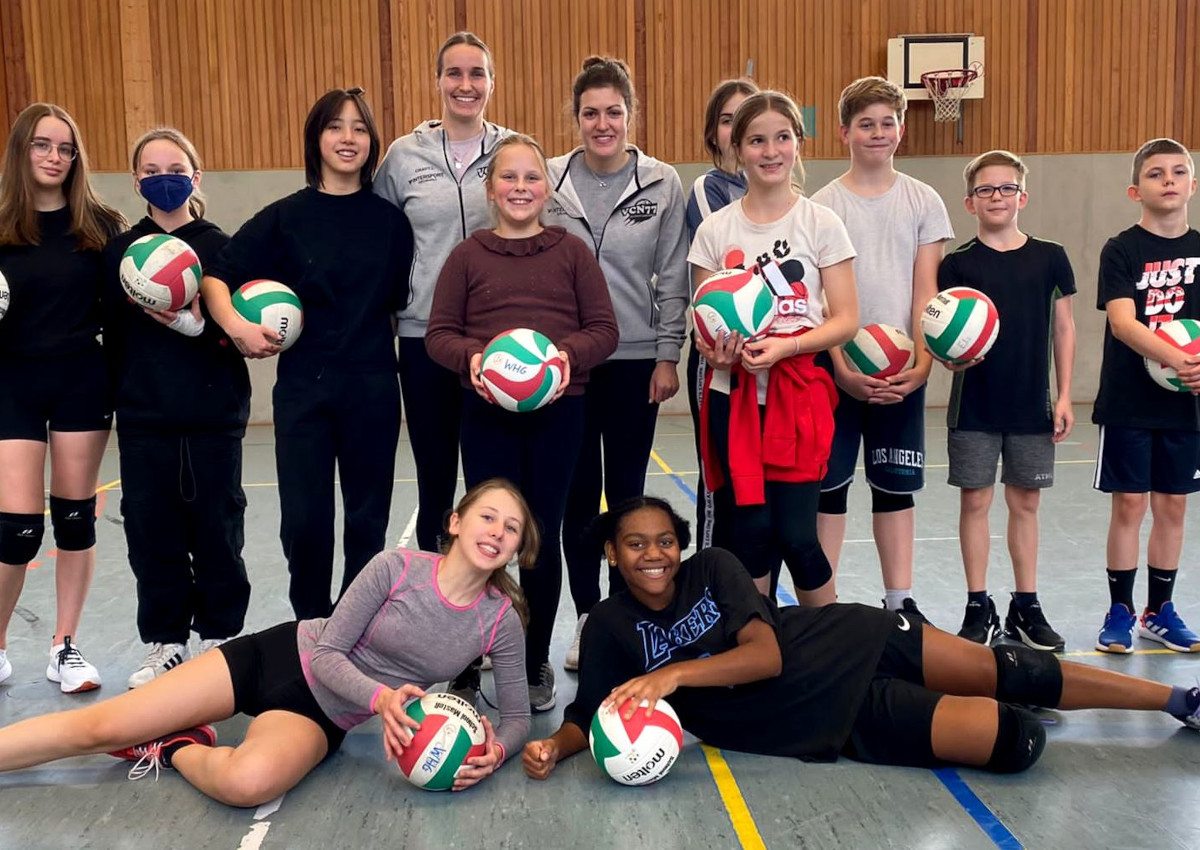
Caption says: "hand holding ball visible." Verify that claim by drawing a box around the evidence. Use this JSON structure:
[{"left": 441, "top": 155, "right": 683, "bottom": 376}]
[
  {"left": 1144, "top": 318, "right": 1200, "bottom": 391},
  {"left": 119, "top": 234, "right": 202, "bottom": 312},
  {"left": 231, "top": 280, "right": 304, "bottom": 351},
  {"left": 396, "top": 693, "right": 488, "bottom": 791},
  {"left": 921, "top": 287, "right": 999, "bottom": 365},
  {"left": 692, "top": 268, "right": 776, "bottom": 347},
  {"left": 590, "top": 698, "right": 684, "bottom": 786},
  {"left": 842, "top": 324, "right": 916, "bottom": 379},
  {"left": 479, "top": 328, "right": 564, "bottom": 412}
]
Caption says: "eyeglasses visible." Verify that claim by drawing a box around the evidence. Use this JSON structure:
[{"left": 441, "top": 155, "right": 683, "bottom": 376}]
[
  {"left": 970, "top": 183, "right": 1021, "bottom": 199},
  {"left": 30, "top": 139, "right": 78, "bottom": 162}
]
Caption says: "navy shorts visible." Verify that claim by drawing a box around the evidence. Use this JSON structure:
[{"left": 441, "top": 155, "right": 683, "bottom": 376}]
[
  {"left": 823, "top": 384, "right": 926, "bottom": 494},
  {"left": 0, "top": 351, "right": 112, "bottom": 441},
  {"left": 1094, "top": 425, "right": 1200, "bottom": 495},
  {"left": 217, "top": 621, "right": 347, "bottom": 754}
]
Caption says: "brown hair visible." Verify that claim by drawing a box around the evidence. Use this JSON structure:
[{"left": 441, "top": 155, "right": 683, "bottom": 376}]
[
  {"left": 730, "top": 90, "right": 808, "bottom": 188},
  {"left": 837, "top": 76, "right": 908, "bottom": 127},
  {"left": 442, "top": 478, "right": 538, "bottom": 627},
  {"left": 571, "top": 56, "right": 637, "bottom": 121},
  {"left": 436, "top": 31, "right": 495, "bottom": 78},
  {"left": 963, "top": 149, "right": 1028, "bottom": 194},
  {"left": 302, "top": 87, "right": 381, "bottom": 190},
  {"left": 1131, "top": 137, "right": 1195, "bottom": 185},
  {"left": 702, "top": 78, "right": 759, "bottom": 169},
  {"left": 0, "top": 103, "right": 126, "bottom": 249},
  {"left": 131, "top": 127, "right": 207, "bottom": 220}
]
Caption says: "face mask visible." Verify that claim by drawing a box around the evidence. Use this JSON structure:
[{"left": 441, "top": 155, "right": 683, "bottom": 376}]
[{"left": 138, "top": 174, "right": 194, "bottom": 212}]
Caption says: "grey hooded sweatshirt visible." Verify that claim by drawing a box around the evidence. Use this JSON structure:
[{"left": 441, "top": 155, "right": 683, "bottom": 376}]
[
  {"left": 374, "top": 120, "right": 511, "bottom": 338},
  {"left": 545, "top": 146, "right": 689, "bottom": 362}
]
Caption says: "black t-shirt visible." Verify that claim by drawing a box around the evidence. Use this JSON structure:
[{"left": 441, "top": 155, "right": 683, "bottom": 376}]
[
  {"left": 0, "top": 207, "right": 110, "bottom": 359},
  {"left": 564, "top": 548, "right": 895, "bottom": 762},
  {"left": 101, "top": 217, "right": 250, "bottom": 436},
  {"left": 1093, "top": 225, "right": 1200, "bottom": 430},
  {"left": 205, "top": 187, "right": 415, "bottom": 382},
  {"left": 938, "top": 236, "right": 1076, "bottom": 433}
]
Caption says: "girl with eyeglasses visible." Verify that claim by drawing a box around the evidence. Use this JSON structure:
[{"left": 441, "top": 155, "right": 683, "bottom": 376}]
[{"left": 0, "top": 103, "right": 126, "bottom": 694}]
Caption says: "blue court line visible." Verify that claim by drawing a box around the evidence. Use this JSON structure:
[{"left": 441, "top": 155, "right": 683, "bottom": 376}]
[{"left": 934, "top": 769, "right": 1024, "bottom": 849}]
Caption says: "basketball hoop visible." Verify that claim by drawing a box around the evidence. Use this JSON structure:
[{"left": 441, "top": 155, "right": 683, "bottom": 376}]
[{"left": 921, "top": 62, "right": 983, "bottom": 122}]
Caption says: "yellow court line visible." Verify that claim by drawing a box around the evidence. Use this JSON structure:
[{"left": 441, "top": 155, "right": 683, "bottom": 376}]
[
  {"left": 700, "top": 744, "right": 768, "bottom": 850},
  {"left": 1064, "top": 647, "right": 1180, "bottom": 658}
]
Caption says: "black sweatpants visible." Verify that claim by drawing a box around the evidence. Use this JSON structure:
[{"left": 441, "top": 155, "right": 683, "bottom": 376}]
[
  {"left": 562, "top": 359, "right": 659, "bottom": 615},
  {"left": 274, "top": 369, "right": 401, "bottom": 619},
  {"left": 459, "top": 390, "right": 585, "bottom": 678},
  {"left": 118, "top": 431, "right": 249, "bottom": 644},
  {"left": 686, "top": 338, "right": 736, "bottom": 552},
  {"left": 398, "top": 337, "right": 461, "bottom": 551}
]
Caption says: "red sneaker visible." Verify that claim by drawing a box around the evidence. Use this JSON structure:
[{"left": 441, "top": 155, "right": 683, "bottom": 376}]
[{"left": 108, "top": 724, "right": 217, "bottom": 780}]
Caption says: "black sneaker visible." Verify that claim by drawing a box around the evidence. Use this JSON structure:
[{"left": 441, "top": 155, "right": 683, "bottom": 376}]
[
  {"left": 1005, "top": 595, "right": 1065, "bottom": 652},
  {"left": 446, "top": 657, "right": 482, "bottom": 707},
  {"left": 957, "top": 597, "right": 1001, "bottom": 644}
]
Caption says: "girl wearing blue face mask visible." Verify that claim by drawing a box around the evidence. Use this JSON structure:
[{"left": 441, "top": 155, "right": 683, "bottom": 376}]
[{"left": 101, "top": 128, "right": 251, "bottom": 689}]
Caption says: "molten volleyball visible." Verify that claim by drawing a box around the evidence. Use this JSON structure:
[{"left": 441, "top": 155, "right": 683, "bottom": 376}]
[
  {"left": 396, "top": 693, "right": 487, "bottom": 791},
  {"left": 590, "top": 698, "right": 684, "bottom": 787},
  {"left": 1144, "top": 318, "right": 1200, "bottom": 391},
  {"left": 921, "top": 286, "right": 1000, "bottom": 364},
  {"left": 843, "top": 324, "right": 916, "bottom": 379},
  {"left": 231, "top": 280, "right": 304, "bottom": 351},
  {"left": 119, "top": 234, "right": 202, "bottom": 312}
]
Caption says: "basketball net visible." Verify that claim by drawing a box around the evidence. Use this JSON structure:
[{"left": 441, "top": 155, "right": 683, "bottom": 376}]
[{"left": 921, "top": 62, "right": 983, "bottom": 122}]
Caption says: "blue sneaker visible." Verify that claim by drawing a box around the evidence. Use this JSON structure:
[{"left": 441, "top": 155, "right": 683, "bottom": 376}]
[
  {"left": 1139, "top": 602, "right": 1200, "bottom": 652},
  {"left": 1095, "top": 603, "right": 1136, "bottom": 654}
]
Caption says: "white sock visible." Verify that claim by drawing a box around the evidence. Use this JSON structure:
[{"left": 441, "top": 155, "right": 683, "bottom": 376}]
[{"left": 884, "top": 589, "right": 912, "bottom": 611}]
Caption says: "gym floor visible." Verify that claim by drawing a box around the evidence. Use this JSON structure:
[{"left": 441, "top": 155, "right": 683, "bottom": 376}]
[{"left": 2, "top": 405, "right": 1198, "bottom": 850}]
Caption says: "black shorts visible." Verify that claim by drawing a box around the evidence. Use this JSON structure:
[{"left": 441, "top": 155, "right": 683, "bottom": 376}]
[
  {"left": 217, "top": 622, "right": 347, "bottom": 754},
  {"left": 1094, "top": 424, "right": 1200, "bottom": 495},
  {"left": 822, "top": 384, "right": 926, "bottom": 494},
  {"left": 0, "top": 350, "right": 112, "bottom": 441},
  {"left": 841, "top": 610, "right": 943, "bottom": 768}
]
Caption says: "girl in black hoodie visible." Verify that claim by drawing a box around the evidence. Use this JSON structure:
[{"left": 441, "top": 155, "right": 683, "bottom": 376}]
[{"left": 102, "top": 128, "right": 251, "bottom": 690}]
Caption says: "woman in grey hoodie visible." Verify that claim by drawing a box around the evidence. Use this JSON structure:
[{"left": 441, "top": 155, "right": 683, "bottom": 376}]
[
  {"left": 545, "top": 56, "right": 690, "bottom": 683},
  {"left": 374, "top": 32, "right": 512, "bottom": 554}
]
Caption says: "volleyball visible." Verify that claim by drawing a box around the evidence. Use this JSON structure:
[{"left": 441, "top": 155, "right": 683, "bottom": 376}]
[
  {"left": 118, "top": 234, "right": 202, "bottom": 312},
  {"left": 842, "top": 324, "right": 916, "bottom": 379},
  {"left": 479, "top": 328, "right": 563, "bottom": 412},
  {"left": 692, "top": 268, "right": 776, "bottom": 347},
  {"left": 589, "top": 698, "right": 684, "bottom": 787},
  {"left": 1144, "top": 318, "right": 1200, "bottom": 391},
  {"left": 921, "top": 286, "right": 1000, "bottom": 364},
  {"left": 0, "top": 269, "right": 8, "bottom": 321},
  {"left": 396, "top": 693, "right": 488, "bottom": 791},
  {"left": 231, "top": 279, "right": 304, "bottom": 351}
]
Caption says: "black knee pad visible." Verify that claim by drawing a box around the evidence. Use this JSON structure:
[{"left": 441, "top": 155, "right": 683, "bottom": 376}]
[
  {"left": 783, "top": 545, "right": 833, "bottom": 591},
  {"left": 49, "top": 495, "right": 97, "bottom": 551},
  {"left": 818, "top": 482, "right": 850, "bottom": 515},
  {"left": 870, "top": 487, "right": 914, "bottom": 514},
  {"left": 992, "top": 644, "right": 1063, "bottom": 707},
  {"left": 986, "top": 703, "right": 1046, "bottom": 773},
  {"left": 0, "top": 512, "right": 45, "bottom": 565}
]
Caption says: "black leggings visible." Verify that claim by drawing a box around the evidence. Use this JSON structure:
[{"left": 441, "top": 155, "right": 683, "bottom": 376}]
[
  {"left": 459, "top": 390, "right": 585, "bottom": 678},
  {"left": 562, "top": 360, "right": 660, "bottom": 616},
  {"left": 398, "top": 337, "right": 461, "bottom": 551}
]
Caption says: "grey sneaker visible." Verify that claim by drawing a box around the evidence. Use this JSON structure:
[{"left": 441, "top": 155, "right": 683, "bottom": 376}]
[
  {"left": 564, "top": 614, "right": 588, "bottom": 671},
  {"left": 529, "top": 662, "right": 556, "bottom": 712},
  {"left": 195, "top": 638, "right": 230, "bottom": 656},
  {"left": 128, "top": 642, "right": 187, "bottom": 689},
  {"left": 0, "top": 648, "right": 11, "bottom": 685}
]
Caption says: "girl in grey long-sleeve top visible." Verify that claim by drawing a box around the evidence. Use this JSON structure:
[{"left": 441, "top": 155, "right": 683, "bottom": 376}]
[{"left": 0, "top": 479, "right": 534, "bottom": 806}]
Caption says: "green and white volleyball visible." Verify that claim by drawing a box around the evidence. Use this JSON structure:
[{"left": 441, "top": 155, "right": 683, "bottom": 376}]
[
  {"left": 119, "top": 233, "right": 202, "bottom": 312},
  {"left": 480, "top": 328, "right": 563, "bottom": 412},
  {"left": 843, "top": 324, "right": 916, "bottom": 379},
  {"left": 0, "top": 269, "right": 8, "bottom": 321},
  {"left": 396, "top": 693, "right": 487, "bottom": 791},
  {"left": 692, "top": 267, "right": 776, "bottom": 347},
  {"left": 921, "top": 286, "right": 1000, "bottom": 364},
  {"left": 231, "top": 280, "right": 304, "bottom": 351},
  {"left": 1144, "top": 318, "right": 1200, "bottom": 391},
  {"left": 589, "top": 698, "right": 684, "bottom": 787}
]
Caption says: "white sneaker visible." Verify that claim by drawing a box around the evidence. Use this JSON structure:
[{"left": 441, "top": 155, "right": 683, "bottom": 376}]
[
  {"left": 127, "top": 642, "right": 187, "bottom": 689},
  {"left": 194, "top": 637, "right": 230, "bottom": 656},
  {"left": 46, "top": 637, "right": 101, "bottom": 693},
  {"left": 564, "top": 614, "right": 588, "bottom": 671},
  {"left": 0, "top": 648, "right": 11, "bottom": 685}
]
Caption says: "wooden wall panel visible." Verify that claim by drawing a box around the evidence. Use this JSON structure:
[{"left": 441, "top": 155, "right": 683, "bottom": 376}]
[{"left": 0, "top": 0, "right": 1196, "bottom": 172}]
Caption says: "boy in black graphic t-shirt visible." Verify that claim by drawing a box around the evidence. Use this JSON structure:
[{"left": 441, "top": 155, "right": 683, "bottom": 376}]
[
  {"left": 938, "top": 150, "right": 1077, "bottom": 653},
  {"left": 1093, "top": 138, "right": 1200, "bottom": 655}
]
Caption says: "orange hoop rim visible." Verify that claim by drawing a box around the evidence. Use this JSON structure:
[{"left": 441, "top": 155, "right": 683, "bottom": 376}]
[{"left": 920, "top": 67, "right": 980, "bottom": 95}]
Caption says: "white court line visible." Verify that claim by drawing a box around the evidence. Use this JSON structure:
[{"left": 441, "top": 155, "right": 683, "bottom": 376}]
[
  {"left": 237, "top": 822, "right": 271, "bottom": 850},
  {"left": 845, "top": 534, "right": 1002, "bottom": 544},
  {"left": 397, "top": 505, "right": 419, "bottom": 548},
  {"left": 254, "top": 795, "right": 284, "bottom": 819}
]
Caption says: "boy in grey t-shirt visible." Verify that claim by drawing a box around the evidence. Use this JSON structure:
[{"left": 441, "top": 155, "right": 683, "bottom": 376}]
[{"left": 811, "top": 77, "right": 953, "bottom": 619}]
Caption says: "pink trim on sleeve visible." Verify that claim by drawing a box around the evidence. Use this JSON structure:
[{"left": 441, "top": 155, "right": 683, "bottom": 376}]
[
  {"left": 482, "top": 597, "right": 512, "bottom": 656},
  {"left": 369, "top": 685, "right": 387, "bottom": 714}
]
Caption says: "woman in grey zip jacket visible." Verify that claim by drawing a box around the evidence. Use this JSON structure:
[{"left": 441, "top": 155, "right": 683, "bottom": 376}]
[
  {"left": 544, "top": 56, "right": 689, "bottom": 673},
  {"left": 373, "top": 32, "right": 511, "bottom": 553}
]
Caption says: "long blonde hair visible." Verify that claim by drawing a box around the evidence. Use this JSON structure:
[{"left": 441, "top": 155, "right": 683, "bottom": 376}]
[
  {"left": 0, "top": 103, "right": 126, "bottom": 249},
  {"left": 130, "top": 127, "right": 207, "bottom": 220}
]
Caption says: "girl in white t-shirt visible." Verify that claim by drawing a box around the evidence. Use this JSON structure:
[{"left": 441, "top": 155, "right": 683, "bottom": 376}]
[{"left": 689, "top": 90, "right": 858, "bottom": 605}]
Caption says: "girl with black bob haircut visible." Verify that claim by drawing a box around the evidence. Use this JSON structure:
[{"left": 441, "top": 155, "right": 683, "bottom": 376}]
[
  {"left": 202, "top": 87, "right": 415, "bottom": 619},
  {"left": 524, "top": 497, "right": 1200, "bottom": 778}
]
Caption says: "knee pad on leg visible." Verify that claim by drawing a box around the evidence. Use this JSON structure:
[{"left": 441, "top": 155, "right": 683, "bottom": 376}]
[
  {"left": 783, "top": 544, "right": 833, "bottom": 592},
  {"left": 992, "top": 643, "right": 1064, "bottom": 707},
  {"left": 818, "top": 482, "right": 850, "bottom": 515},
  {"left": 49, "top": 495, "right": 97, "bottom": 551},
  {"left": 870, "top": 487, "right": 914, "bottom": 514},
  {"left": 0, "top": 512, "right": 45, "bottom": 565},
  {"left": 986, "top": 703, "right": 1046, "bottom": 773}
]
